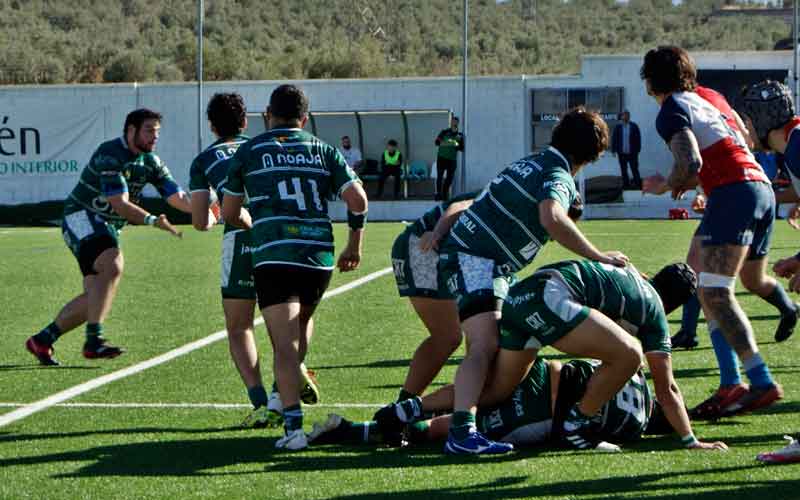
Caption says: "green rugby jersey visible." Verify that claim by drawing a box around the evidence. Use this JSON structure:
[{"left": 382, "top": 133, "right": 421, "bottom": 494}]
[
  {"left": 63, "top": 137, "right": 181, "bottom": 229},
  {"left": 446, "top": 147, "right": 576, "bottom": 272},
  {"left": 405, "top": 190, "right": 480, "bottom": 238},
  {"left": 189, "top": 134, "right": 249, "bottom": 233},
  {"left": 223, "top": 128, "right": 361, "bottom": 270},
  {"left": 521, "top": 260, "right": 672, "bottom": 353}
]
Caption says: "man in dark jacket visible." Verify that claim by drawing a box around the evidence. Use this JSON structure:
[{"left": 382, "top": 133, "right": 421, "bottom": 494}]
[
  {"left": 435, "top": 116, "right": 465, "bottom": 201},
  {"left": 611, "top": 110, "right": 642, "bottom": 189}
]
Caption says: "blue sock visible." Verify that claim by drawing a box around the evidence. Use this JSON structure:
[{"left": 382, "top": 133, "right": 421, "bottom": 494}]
[
  {"left": 743, "top": 353, "right": 774, "bottom": 389},
  {"left": 710, "top": 328, "right": 741, "bottom": 387},
  {"left": 681, "top": 294, "right": 701, "bottom": 337},
  {"left": 283, "top": 404, "right": 303, "bottom": 432},
  {"left": 247, "top": 385, "right": 269, "bottom": 408}
]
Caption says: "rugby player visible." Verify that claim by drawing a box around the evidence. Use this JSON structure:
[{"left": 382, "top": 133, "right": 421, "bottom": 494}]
[
  {"left": 310, "top": 358, "right": 671, "bottom": 450},
  {"left": 739, "top": 80, "right": 800, "bottom": 465},
  {"left": 640, "top": 46, "right": 786, "bottom": 420},
  {"left": 26, "top": 109, "right": 189, "bottom": 365},
  {"left": 380, "top": 108, "right": 628, "bottom": 455},
  {"left": 391, "top": 190, "right": 585, "bottom": 403},
  {"left": 222, "top": 84, "right": 368, "bottom": 451},
  {"left": 381, "top": 260, "right": 725, "bottom": 451}
]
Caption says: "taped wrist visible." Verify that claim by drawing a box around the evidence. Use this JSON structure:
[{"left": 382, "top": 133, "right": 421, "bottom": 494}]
[{"left": 348, "top": 209, "right": 367, "bottom": 230}]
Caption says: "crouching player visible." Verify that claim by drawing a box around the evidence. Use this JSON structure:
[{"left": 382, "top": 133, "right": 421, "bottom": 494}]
[
  {"left": 27, "top": 109, "right": 188, "bottom": 365},
  {"left": 738, "top": 80, "right": 800, "bottom": 464},
  {"left": 223, "top": 85, "right": 368, "bottom": 451},
  {"left": 380, "top": 261, "right": 726, "bottom": 451},
  {"left": 310, "top": 358, "right": 681, "bottom": 450}
]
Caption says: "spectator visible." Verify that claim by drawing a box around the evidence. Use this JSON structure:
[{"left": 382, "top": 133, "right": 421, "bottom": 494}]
[
  {"left": 435, "top": 116, "right": 465, "bottom": 201},
  {"left": 611, "top": 110, "right": 642, "bottom": 189},
  {"left": 339, "top": 135, "right": 363, "bottom": 172},
  {"left": 376, "top": 139, "right": 403, "bottom": 200}
]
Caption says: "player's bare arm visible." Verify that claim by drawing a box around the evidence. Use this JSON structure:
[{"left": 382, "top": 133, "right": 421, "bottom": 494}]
[
  {"left": 419, "top": 199, "right": 474, "bottom": 252},
  {"left": 646, "top": 352, "right": 727, "bottom": 451},
  {"left": 666, "top": 128, "right": 701, "bottom": 198},
  {"left": 190, "top": 190, "right": 219, "bottom": 231},
  {"left": 221, "top": 193, "right": 252, "bottom": 230},
  {"left": 338, "top": 182, "right": 369, "bottom": 272},
  {"left": 166, "top": 190, "right": 193, "bottom": 214},
  {"left": 539, "top": 199, "right": 628, "bottom": 267},
  {"left": 107, "top": 192, "right": 181, "bottom": 237}
]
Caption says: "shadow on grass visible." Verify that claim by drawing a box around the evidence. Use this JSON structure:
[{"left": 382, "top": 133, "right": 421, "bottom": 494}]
[
  {"left": 315, "top": 358, "right": 462, "bottom": 370},
  {"left": 0, "top": 426, "right": 242, "bottom": 444},
  {"left": 0, "top": 364, "right": 101, "bottom": 372}
]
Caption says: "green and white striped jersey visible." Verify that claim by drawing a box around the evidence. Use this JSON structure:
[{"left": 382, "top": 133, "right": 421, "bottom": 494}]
[
  {"left": 223, "top": 128, "right": 361, "bottom": 270},
  {"left": 444, "top": 147, "right": 576, "bottom": 272}
]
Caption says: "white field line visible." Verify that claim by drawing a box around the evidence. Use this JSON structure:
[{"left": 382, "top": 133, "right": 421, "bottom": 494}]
[
  {"left": 0, "top": 267, "right": 392, "bottom": 428},
  {"left": 0, "top": 402, "right": 381, "bottom": 409}
]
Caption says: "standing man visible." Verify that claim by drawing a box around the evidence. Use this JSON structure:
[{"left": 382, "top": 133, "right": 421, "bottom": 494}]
[
  {"left": 380, "top": 108, "right": 628, "bottom": 455},
  {"left": 435, "top": 116, "right": 465, "bottom": 201},
  {"left": 26, "top": 109, "right": 188, "bottom": 365},
  {"left": 641, "top": 47, "right": 787, "bottom": 420},
  {"left": 611, "top": 110, "right": 642, "bottom": 189},
  {"left": 223, "top": 84, "right": 368, "bottom": 451},
  {"left": 339, "top": 135, "right": 363, "bottom": 173}
]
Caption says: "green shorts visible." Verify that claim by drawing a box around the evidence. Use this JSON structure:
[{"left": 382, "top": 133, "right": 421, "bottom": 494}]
[
  {"left": 391, "top": 230, "right": 446, "bottom": 299},
  {"left": 61, "top": 209, "right": 120, "bottom": 276},
  {"left": 438, "top": 250, "right": 515, "bottom": 321},
  {"left": 499, "top": 272, "right": 590, "bottom": 351},
  {"left": 221, "top": 227, "right": 256, "bottom": 300},
  {"left": 477, "top": 357, "right": 553, "bottom": 444}
]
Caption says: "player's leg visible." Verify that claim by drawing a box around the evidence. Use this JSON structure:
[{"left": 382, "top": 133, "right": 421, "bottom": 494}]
[
  {"left": 82, "top": 246, "right": 125, "bottom": 358},
  {"left": 551, "top": 310, "right": 643, "bottom": 449},
  {"left": 400, "top": 297, "right": 462, "bottom": 399},
  {"left": 297, "top": 304, "right": 320, "bottom": 405},
  {"left": 673, "top": 236, "right": 703, "bottom": 349},
  {"left": 27, "top": 291, "right": 88, "bottom": 366}
]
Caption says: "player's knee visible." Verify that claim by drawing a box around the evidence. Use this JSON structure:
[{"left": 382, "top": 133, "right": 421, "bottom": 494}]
[{"left": 617, "top": 340, "right": 643, "bottom": 371}]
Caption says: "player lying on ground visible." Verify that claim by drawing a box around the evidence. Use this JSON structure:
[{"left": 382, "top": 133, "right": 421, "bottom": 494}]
[
  {"left": 27, "top": 109, "right": 189, "bottom": 365},
  {"left": 377, "top": 260, "right": 726, "bottom": 452},
  {"left": 434, "top": 108, "right": 628, "bottom": 455},
  {"left": 223, "top": 84, "right": 368, "bottom": 451},
  {"left": 641, "top": 46, "right": 786, "bottom": 421},
  {"left": 311, "top": 358, "right": 686, "bottom": 451},
  {"left": 390, "top": 190, "right": 585, "bottom": 404},
  {"left": 188, "top": 93, "right": 319, "bottom": 428},
  {"left": 738, "top": 79, "right": 800, "bottom": 465}
]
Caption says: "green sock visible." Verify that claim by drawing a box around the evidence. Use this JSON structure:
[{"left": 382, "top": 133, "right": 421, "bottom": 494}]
[
  {"left": 407, "top": 421, "right": 431, "bottom": 444},
  {"left": 343, "top": 421, "right": 380, "bottom": 443},
  {"left": 397, "top": 389, "right": 416, "bottom": 402},
  {"left": 450, "top": 411, "right": 476, "bottom": 440},
  {"left": 33, "top": 322, "right": 62, "bottom": 345},
  {"left": 85, "top": 323, "right": 103, "bottom": 341},
  {"left": 247, "top": 385, "right": 269, "bottom": 408}
]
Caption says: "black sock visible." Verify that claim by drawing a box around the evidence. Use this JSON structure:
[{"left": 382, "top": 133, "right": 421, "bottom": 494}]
[
  {"left": 85, "top": 323, "right": 103, "bottom": 343},
  {"left": 764, "top": 284, "right": 796, "bottom": 316},
  {"left": 33, "top": 322, "right": 62, "bottom": 345},
  {"left": 247, "top": 385, "right": 269, "bottom": 408}
]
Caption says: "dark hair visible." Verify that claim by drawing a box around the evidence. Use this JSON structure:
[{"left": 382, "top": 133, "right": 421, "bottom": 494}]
[
  {"left": 207, "top": 93, "right": 246, "bottom": 138},
  {"left": 567, "top": 191, "right": 584, "bottom": 221},
  {"left": 649, "top": 263, "right": 697, "bottom": 315},
  {"left": 550, "top": 107, "right": 609, "bottom": 166},
  {"left": 452, "top": 116, "right": 459, "bottom": 122},
  {"left": 387, "top": 139, "right": 398, "bottom": 146},
  {"left": 123, "top": 108, "right": 162, "bottom": 136},
  {"left": 342, "top": 135, "right": 350, "bottom": 140},
  {"left": 268, "top": 84, "right": 308, "bottom": 121},
  {"left": 640, "top": 46, "right": 697, "bottom": 95}
]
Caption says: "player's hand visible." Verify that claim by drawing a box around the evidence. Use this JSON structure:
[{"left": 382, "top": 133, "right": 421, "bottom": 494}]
[
  {"left": 155, "top": 214, "right": 182, "bottom": 239},
  {"left": 417, "top": 231, "right": 439, "bottom": 253},
  {"left": 688, "top": 440, "right": 728, "bottom": 451},
  {"left": 773, "top": 257, "right": 800, "bottom": 278},
  {"left": 691, "top": 194, "right": 706, "bottom": 214},
  {"left": 209, "top": 202, "right": 221, "bottom": 225},
  {"left": 642, "top": 174, "right": 670, "bottom": 195},
  {"left": 337, "top": 245, "right": 361, "bottom": 272},
  {"left": 599, "top": 251, "right": 629, "bottom": 267},
  {"left": 788, "top": 204, "right": 800, "bottom": 230}
]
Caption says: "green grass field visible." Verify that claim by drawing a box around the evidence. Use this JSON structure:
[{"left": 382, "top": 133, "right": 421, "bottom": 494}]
[{"left": 1, "top": 220, "right": 799, "bottom": 499}]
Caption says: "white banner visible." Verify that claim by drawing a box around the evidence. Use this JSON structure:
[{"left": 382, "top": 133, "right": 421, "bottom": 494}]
[{"left": 0, "top": 105, "right": 106, "bottom": 205}]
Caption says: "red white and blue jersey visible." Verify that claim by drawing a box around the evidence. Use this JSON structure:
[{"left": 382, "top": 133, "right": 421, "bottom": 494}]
[
  {"left": 656, "top": 86, "right": 768, "bottom": 195},
  {"left": 782, "top": 117, "right": 800, "bottom": 196}
]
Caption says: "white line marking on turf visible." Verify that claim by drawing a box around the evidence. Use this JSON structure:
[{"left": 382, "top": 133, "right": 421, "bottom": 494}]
[
  {"left": 0, "top": 402, "right": 382, "bottom": 409},
  {"left": 0, "top": 267, "right": 392, "bottom": 428}
]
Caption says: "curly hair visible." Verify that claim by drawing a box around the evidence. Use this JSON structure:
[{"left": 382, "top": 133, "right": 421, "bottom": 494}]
[
  {"left": 640, "top": 46, "right": 697, "bottom": 95},
  {"left": 550, "top": 107, "right": 609, "bottom": 166},
  {"left": 207, "top": 93, "right": 247, "bottom": 138}
]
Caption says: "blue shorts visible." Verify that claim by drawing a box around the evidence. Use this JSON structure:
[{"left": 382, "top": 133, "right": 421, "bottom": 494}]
[{"left": 696, "top": 181, "right": 774, "bottom": 260}]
